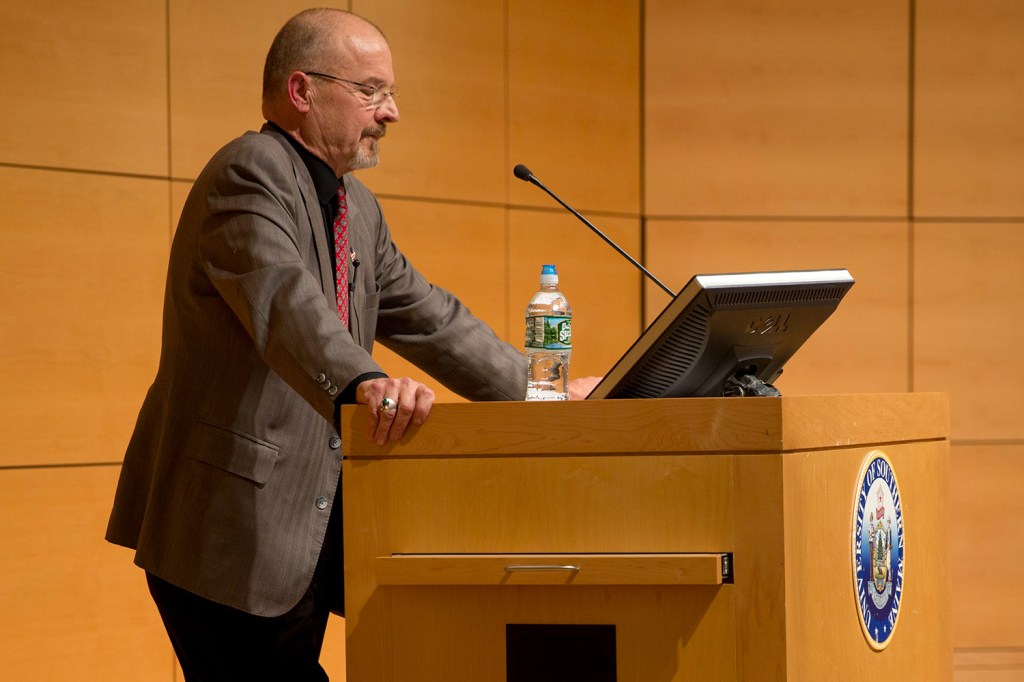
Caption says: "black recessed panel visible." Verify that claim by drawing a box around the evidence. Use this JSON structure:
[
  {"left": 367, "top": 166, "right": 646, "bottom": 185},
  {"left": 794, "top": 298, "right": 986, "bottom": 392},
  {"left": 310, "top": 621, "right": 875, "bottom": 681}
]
[{"left": 506, "top": 623, "right": 616, "bottom": 682}]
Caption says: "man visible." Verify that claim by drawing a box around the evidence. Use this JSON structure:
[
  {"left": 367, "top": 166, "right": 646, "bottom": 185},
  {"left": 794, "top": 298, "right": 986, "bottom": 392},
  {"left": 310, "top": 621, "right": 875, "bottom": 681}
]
[{"left": 106, "top": 8, "right": 591, "bottom": 680}]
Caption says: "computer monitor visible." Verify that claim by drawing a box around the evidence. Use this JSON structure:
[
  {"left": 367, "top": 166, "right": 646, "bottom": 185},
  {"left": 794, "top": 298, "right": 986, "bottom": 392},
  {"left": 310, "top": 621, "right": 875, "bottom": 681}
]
[{"left": 587, "top": 269, "right": 855, "bottom": 400}]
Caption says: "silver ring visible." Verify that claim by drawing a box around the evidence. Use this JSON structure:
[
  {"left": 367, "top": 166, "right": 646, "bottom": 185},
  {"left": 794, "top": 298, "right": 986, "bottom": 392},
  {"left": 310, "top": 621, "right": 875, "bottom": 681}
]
[{"left": 380, "top": 397, "right": 396, "bottom": 415}]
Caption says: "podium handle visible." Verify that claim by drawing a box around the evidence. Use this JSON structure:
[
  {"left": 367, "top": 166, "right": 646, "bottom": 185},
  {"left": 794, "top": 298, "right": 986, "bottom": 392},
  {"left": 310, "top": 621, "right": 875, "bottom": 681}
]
[{"left": 504, "top": 564, "right": 580, "bottom": 573}]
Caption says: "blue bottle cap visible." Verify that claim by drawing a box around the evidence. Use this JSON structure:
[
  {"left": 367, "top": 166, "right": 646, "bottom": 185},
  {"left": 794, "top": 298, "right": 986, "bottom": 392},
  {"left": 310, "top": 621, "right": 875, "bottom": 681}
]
[{"left": 539, "top": 264, "right": 558, "bottom": 284}]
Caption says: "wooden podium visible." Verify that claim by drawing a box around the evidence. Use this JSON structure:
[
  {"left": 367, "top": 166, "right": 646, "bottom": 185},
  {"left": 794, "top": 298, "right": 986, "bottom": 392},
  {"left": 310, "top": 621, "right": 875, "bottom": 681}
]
[{"left": 341, "top": 393, "right": 950, "bottom": 681}]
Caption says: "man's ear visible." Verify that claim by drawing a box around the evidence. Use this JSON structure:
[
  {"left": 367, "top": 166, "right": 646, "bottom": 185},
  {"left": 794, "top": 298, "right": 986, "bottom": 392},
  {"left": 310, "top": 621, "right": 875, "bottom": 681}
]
[{"left": 287, "top": 71, "right": 313, "bottom": 113}]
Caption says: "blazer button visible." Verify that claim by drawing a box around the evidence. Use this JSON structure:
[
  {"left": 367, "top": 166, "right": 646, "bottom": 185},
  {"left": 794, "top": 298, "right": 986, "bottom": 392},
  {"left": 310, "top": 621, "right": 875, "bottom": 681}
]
[
  {"left": 315, "top": 496, "right": 328, "bottom": 510},
  {"left": 329, "top": 436, "right": 341, "bottom": 450},
  {"left": 316, "top": 373, "right": 327, "bottom": 383},
  {"left": 328, "top": 385, "right": 339, "bottom": 396}
]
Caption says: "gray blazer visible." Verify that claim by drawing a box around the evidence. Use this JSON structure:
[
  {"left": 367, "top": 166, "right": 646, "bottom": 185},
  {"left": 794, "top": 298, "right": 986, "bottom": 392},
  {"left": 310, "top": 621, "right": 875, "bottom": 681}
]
[{"left": 106, "top": 126, "right": 526, "bottom": 616}]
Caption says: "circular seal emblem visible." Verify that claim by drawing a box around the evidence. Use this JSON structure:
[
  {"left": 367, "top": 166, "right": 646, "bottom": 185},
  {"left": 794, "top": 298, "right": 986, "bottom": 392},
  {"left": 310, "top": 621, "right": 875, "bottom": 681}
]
[{"left": 852, "top": 450, "right": 904, "bottom": 650}]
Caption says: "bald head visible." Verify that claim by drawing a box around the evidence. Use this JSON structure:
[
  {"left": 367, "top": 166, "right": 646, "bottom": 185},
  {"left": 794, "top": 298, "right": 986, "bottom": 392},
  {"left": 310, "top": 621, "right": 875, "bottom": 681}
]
[{"left": 262, "top": 9, "right": 386, "bottom": 110}]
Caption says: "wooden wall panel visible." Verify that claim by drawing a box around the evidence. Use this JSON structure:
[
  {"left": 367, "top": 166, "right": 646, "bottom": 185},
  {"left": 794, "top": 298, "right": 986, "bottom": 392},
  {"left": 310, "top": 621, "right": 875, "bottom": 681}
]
[
  {"left": 355, "top": 0, "right": 506, "bottom": 203},
  {"left": 954, "top": 650, "right": 1024, "bottom": 681},
  {"left": 0, "top": 169, "right": 168, "bottom": 467},
  {"left": 168, "top": 0, "right": 315, "bottom": 179},
  {"left": 915, "top": 0, "right": 1024, "bottom": 217},
  {"left": 0, "top": 1, "right": 167, "bottom": 175},
  {"left": 322, "top": 616, "right": 347, "bottom": 680},
  {"left": 913, "top": 223, "right": 1024, "bottom": 440},
  {"left": 507, "top": 210, "right": 642, "bottom": 381},
  {"left": 0, "top": 466, "right": 172, "bottom": 681},
  {"left": 370, "top": 200, "right": 508, "bottom": 403},
  {"left": 644, "top": 0, "right": 908, "bottom": 217},
  {"left": 949, "top": 444, "right": 1024, "bottom": 648},
  {"left": 508, "top": 0, "right": 642, "bottom": 214},
  {"left": 643, "top": 220, "right": 910, "bottom": 396}
]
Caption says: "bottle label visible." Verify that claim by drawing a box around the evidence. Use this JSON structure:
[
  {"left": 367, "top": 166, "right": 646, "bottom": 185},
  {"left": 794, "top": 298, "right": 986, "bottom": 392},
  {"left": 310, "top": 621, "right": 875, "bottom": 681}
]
[{"left": 526, "top": 315, "right": 572, "bottom": 350}]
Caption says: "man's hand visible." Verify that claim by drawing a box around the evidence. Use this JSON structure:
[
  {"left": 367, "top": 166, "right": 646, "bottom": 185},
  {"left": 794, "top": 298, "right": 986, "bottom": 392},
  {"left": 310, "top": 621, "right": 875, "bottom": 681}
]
[
  {"left": 356, "top": 377, "right": 435, "bottom": 445},
  {"left": 569, "top": 376, "right": 602, "bottom": 400}
]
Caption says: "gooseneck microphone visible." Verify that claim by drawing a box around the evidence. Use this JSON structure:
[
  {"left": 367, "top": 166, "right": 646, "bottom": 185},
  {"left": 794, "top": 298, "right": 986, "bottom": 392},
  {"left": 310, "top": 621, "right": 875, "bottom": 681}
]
[{"left": 512, "top": 164, "right": 676, "bottom": 297}]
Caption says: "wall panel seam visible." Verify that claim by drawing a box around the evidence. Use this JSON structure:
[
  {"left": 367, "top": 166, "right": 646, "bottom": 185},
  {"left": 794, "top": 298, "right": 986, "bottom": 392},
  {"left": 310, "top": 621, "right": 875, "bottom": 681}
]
[
  {"left": 0, "top": 462, "right": 122, "bottom": 472},
  {"left": 951, "top": 440, "right": 1024, "bottom": 447},
  {"left": 644, "top": 214, "right": 910, "bottom": 222},
  {"left": 639, "top": 0, "right": 647, "bottom": 330},
  {"left": 907, "top": 0, "right": 917, "bottom": 393},
  {"left": 0, "top": 162, "right": 170, "bottom": 182}
]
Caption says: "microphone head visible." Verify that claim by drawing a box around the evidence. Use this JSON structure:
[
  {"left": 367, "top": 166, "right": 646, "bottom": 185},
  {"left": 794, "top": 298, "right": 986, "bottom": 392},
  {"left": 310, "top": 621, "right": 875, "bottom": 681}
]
[{"left": 513, "top": 164, "right": 533, "bottom": 182}]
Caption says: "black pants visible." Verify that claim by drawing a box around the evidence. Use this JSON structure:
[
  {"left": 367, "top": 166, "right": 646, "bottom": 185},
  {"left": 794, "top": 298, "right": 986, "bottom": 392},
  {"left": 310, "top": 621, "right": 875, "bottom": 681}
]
[{"left": 147, "top": 497, "right": 345, "bottom": 681}]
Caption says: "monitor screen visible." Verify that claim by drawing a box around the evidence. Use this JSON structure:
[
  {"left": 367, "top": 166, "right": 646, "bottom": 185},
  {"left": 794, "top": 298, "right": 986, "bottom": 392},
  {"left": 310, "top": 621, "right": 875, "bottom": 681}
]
[{"left": 587, "top": 269, "right": 855, "bottom": 400}]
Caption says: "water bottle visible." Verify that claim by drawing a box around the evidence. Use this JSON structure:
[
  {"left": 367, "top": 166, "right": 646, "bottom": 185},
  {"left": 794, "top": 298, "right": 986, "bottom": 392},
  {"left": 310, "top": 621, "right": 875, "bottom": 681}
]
[{"left": 525, "top": 264, "right": 572, "bottom": 401}]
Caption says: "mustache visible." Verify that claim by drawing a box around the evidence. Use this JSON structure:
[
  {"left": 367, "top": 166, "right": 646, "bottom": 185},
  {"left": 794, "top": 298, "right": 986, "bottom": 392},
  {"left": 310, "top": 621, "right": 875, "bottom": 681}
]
[{"left": 362, "top": 125, "right": 387, "bottom": 138}]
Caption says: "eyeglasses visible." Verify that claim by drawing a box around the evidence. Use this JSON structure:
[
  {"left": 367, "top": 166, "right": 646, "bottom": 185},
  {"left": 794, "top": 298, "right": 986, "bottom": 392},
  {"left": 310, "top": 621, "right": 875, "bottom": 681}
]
[{"left": 303, "top": 71, "right": 398, "bottom": 108}]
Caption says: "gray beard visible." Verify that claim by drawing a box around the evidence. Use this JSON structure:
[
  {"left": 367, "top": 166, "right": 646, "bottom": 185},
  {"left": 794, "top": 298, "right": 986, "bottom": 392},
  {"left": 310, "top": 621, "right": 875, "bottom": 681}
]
[{"left": 350, "top": 141, "right": 380, "bottom": 170}]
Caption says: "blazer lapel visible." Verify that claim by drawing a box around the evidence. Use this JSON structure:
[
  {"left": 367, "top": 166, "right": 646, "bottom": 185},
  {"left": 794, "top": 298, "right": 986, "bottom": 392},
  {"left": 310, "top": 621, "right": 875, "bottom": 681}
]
[
  {"left": 262, "top": 125, "right": 335, "bottom": 304},
  {"left": 298, "top": 163, "right": 335, "bottom": 303}
]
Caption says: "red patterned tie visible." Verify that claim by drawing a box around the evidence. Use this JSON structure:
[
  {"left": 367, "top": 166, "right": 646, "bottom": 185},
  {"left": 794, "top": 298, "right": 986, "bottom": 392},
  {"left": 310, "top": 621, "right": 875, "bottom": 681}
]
[{"left": 333, "top": 185, "right": 349, "bottom": 327}]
